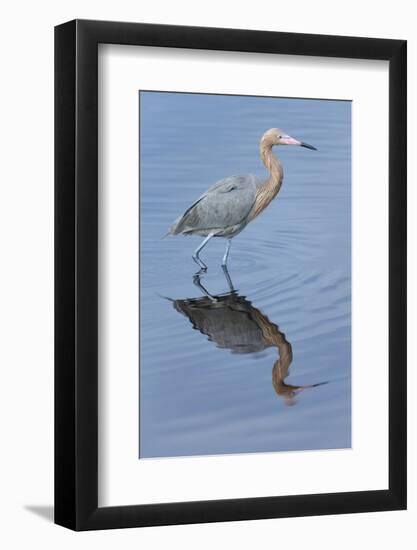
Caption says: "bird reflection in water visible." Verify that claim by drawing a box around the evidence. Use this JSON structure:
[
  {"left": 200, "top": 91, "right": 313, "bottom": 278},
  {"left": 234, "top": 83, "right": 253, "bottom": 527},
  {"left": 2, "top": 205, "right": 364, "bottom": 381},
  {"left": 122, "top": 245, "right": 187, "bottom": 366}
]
[{"left": 168, "top": 270, "right": 326, "bottom": 406}]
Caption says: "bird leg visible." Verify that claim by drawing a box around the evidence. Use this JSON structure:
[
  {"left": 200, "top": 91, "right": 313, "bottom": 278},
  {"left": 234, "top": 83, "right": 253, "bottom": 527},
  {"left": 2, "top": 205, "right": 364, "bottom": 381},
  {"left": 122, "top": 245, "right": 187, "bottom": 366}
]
[
  {"left": 220, "top": 240, "right": 234, "bottom": 292},
  {"left": 192, "top": 233, "right": 214, "bottom": 271},
  {"left": 221, "top": 265, "right": 235, "bottom": 293},
  {"left": 221, "top": 239, "right": 232, "bottom": 268}
]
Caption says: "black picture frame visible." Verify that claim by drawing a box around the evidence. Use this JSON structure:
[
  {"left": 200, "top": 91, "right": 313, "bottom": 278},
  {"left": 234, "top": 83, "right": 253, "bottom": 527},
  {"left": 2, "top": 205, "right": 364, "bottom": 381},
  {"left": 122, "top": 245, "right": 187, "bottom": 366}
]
[{"left": 55, "top": 19, "right": 407, "bottom": 531}]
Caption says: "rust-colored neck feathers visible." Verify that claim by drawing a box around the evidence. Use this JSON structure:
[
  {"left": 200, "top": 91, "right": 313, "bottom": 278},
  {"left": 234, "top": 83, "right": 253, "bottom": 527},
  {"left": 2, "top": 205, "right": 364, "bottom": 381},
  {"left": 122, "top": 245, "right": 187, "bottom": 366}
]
[{"left": 249, "top": 137, "right": 284, "bottom": 220}]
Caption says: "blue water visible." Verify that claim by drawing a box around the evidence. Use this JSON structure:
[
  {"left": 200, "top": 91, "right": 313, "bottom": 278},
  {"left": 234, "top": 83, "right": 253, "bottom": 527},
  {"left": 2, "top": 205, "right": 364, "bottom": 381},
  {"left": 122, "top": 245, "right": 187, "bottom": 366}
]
[{"left": 139, "top": 91, "right": 351, "bottom": 458}]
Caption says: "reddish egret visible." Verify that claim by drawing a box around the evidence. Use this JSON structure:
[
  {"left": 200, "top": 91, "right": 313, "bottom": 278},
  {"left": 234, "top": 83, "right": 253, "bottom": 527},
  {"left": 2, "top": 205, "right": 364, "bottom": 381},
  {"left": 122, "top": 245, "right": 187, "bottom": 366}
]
[{"left": 167, "top": 128, "right": 317, "bottom": 270}]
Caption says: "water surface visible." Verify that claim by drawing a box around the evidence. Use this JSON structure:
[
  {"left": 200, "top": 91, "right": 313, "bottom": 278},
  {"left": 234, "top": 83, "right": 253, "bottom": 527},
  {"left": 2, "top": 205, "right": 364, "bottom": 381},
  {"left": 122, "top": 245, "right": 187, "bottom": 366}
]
[{"left": 139, "top": 91, "right": 351, "bottom": 458}]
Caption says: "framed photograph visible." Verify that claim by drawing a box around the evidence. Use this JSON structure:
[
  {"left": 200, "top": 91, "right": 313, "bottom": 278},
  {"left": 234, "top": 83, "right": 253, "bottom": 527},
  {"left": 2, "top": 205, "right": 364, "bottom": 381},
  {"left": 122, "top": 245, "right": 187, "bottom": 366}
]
[{"left": 55, "top": 19, "right": 406, "bottom": 530}]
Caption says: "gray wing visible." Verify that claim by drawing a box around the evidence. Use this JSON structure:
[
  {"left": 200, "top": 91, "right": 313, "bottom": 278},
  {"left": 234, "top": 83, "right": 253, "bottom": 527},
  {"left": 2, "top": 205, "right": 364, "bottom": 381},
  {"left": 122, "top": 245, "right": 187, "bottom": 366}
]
[{"left": 169, "top": 174, "right": 258, "bottom": 236}]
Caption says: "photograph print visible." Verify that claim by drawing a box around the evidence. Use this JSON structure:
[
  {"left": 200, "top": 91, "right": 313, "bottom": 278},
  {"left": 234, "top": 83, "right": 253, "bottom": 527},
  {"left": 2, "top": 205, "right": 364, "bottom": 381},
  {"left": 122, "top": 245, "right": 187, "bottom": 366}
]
[{"left": 139, "top": 90, "right": 351, "bottom": 459}]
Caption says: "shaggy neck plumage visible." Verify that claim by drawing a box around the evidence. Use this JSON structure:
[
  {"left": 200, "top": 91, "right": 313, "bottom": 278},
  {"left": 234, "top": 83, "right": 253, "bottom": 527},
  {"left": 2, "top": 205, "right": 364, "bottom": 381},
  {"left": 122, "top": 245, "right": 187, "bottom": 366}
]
[
  {"left": 249, "top": 141, "right": 284, "bottom": 220},
  {"left": 260, "top": 140, "right": 284, "bottom": 193}
]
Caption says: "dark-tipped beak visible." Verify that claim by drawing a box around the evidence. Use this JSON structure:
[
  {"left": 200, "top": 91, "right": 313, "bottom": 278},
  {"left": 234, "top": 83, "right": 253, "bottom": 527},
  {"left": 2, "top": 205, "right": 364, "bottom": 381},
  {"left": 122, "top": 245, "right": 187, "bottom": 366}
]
[{"left": 300, "top": 141, "right": 317, "bottom": 151}]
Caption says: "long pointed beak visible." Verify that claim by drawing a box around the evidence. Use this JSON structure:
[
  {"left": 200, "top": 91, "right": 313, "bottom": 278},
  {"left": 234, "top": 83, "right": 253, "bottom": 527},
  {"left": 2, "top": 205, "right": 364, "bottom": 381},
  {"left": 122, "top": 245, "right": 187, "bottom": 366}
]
[
  {"left": 281, "top": 135, "right": 317, "bottom": 150},
  {"left": 300, "top": 141, "right": 317, "bottom": 151}
]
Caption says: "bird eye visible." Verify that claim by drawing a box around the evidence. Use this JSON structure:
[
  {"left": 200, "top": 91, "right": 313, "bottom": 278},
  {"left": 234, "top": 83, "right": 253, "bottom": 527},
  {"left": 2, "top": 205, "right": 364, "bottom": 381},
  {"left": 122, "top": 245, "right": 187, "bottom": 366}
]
[{"left": 278, "top": 135, "right": 282, "bottom": 139}]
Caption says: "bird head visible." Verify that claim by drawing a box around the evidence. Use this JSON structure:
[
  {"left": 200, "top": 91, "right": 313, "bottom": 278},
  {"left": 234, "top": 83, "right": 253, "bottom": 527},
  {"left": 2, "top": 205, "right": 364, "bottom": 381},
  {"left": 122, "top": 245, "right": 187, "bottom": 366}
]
[{"left": 262, "top": 128, "right": 317, "bottom": 150}]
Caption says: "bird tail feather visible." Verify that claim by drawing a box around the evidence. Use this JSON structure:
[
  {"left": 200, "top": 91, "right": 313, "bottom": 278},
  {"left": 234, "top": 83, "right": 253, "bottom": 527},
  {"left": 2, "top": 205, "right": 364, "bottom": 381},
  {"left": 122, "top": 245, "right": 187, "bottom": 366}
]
[
  {"left": 162, "top": 213, "right": 187, "bottom": 239},
  {"left": 161, "top": 230, "right": 173, "bottom": 239},
  {"left": 162, "top": 218, "right": 181, "bottom": 239}
]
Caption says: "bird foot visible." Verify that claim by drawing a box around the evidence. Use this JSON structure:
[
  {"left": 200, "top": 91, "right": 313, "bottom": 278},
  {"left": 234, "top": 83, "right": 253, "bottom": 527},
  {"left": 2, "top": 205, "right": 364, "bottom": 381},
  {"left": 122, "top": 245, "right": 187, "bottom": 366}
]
[
  {"left": 194, "top": 267, "right": 207, "bottom": 279},
  {"left": 192, "top": 257, "right": 207, "bottom": 271}
]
